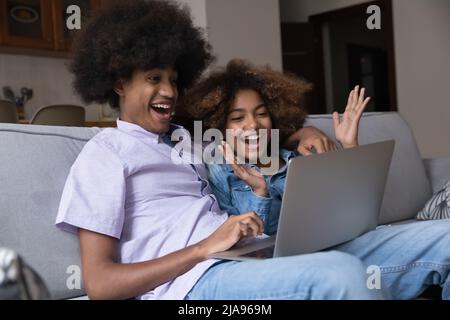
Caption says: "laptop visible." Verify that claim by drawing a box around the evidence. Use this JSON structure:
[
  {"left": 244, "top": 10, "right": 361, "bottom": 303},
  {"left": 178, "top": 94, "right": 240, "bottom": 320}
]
[{"left": 209, "top": 140, "right": 395, "bottom": 261}]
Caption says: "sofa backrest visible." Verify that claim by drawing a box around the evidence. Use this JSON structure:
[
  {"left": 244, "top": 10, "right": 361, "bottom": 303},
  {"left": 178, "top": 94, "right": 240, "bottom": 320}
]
[
  {"left": 0, "top": 123, "right": 100, "bottom": 299},
  {"left": 305, "top": 112, "right": 432, "bottom": 224},
  {"left": 0, "top": 112, "right": 432, "bottom": 299}
]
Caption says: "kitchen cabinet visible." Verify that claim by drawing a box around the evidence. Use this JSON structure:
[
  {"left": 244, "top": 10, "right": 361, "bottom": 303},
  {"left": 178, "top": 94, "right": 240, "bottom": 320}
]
[{"left": 0, "top": 0, "right": 102, "bottom": 53}]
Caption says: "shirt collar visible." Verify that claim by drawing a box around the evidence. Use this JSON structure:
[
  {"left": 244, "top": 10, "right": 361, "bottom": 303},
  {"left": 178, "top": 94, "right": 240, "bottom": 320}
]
[{"left": 116, "top": 119, "right": 183, "bottom": 144}]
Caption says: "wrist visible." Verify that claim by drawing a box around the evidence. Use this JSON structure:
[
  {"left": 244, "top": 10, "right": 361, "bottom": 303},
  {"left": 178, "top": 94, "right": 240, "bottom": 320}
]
[
  {"left": 340, "top": 141, "right": 358, "bottom": 148},
  {"left": 253, "top": 186, "right": 268, "bottom": 197},
  {"left": 194, "top": 241, "right": 211, "bottom": 260}
]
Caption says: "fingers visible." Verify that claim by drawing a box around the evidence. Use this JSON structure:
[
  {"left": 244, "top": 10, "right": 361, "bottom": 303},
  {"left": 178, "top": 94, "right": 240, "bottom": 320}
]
[
  {"left": 346, "top": 85, "right": 371, "bottom": 115},
  {"left": 297, "top": 144, "right": 312, "bottom": 156},
  {"left": 333, "top": 111, "right": 340, "bottom": 131},
  {"left": 354, "top": 97, "right": 370, "bottom": 119},
  {"left": 246, "top": 166, "right": 263, "bottom": 178},
  {"left": 347, "top": 89, "right": 354, "bottom": 107},
  {"left": 358, "top": 87, "right": 365, "bottom": 105},
  {"left": 232, "top": 212, "right": 264, "bottom": 236},
  {"left": 230, "top": 163, "right": 248, "bottom": 180},
  {"left": 298, "top": 137, "right": 337, "bottom": 155},
  {"left": 328, "top": 139, "right": 339, "bottom": 151},
  {"left": 241, "top": 212, "right": 264, "bottom": 235},
  {"left": 313, "top": 141, "right": 325, "bottom": 154},
  {"left": 238, "top": 221, "right": 259, "bottom": 237},
  {"left": 347, "top": 85, "right": 359, "bottom": 110}
]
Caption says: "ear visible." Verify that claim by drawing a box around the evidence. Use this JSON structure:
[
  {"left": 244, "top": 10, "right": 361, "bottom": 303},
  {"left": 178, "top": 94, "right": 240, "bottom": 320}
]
[{"left": 113, "top": 80, "right": 125, "bottom": 96}]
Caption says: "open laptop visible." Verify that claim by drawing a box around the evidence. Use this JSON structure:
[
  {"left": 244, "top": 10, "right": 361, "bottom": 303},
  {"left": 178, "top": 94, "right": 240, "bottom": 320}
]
[{"left": 209, "top": 140, "right": 395, "bottom": 261}]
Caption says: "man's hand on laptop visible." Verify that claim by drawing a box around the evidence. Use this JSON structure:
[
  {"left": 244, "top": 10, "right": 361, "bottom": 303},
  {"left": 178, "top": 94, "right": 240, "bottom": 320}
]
[{"left": 197, "top": 212, "right": 264, "bottom": 257}]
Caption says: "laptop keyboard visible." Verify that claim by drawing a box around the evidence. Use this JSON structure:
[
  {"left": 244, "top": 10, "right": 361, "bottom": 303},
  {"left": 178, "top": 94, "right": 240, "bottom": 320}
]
[{"left": 241, "top": 246, "right": 275, "bottom": 259}]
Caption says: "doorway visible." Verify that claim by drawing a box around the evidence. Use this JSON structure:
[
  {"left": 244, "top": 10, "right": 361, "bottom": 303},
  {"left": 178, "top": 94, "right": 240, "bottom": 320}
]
[{"left": 281, "top": 0, "right": 397, "bottom": 114}]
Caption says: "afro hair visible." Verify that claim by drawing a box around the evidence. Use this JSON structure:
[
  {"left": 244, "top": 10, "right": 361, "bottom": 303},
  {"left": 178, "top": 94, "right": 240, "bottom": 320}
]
[
  {"left": 69, "top": 0, "right": 214, "bottom": 109},
  {"left": 179, "top": 59, "right": 312, "bottom": 142}
]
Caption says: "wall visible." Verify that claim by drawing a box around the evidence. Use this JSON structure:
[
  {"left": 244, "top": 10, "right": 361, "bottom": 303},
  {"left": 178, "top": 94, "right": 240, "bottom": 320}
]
[
  {"left": 178, "top": 0, "right": 207, "bottom": 29},
  {"left": 0, "top": 0, "right": 209, "bottom": 121},
  {"left": 392, "top": 0, "right": 450, "bottom": 158},
  {"left": 279, "top": 0, "right": 450, "bottom": 158},
  {"left": 0, "top": 53, "right": 102, "bottom": 120},
  {"left": 206, "top": 0, "right": 283, "bottom": 70},
  {"left": 0, "top": 0, "right": 282, "bottom": 121}
]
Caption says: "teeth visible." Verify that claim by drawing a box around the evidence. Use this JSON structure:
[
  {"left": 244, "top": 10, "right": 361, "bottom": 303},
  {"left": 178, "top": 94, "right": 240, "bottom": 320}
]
[
  {"left": 152, "top": 104, "right": 170, "bottom": 109},
  {"left": 241, "top": 135, "right": 258, "bottom": 141}
]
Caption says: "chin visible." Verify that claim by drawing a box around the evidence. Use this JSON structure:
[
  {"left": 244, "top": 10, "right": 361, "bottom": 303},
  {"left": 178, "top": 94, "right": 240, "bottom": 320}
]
[{"left": 243, "top": 149, "right": 259, "bottom": 164}]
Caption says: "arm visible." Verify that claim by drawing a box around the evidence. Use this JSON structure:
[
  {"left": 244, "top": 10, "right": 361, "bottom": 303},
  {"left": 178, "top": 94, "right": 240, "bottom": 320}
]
[
  {"left": 80, "top": 211, "right": 264, "bottom": 300},
  {"left": 209, "top": 174, "right": 273, "bottom": 233},
  {"left": 80, "top": 229, "right": 205, "bottom": 300},
  {"left": 208, "top": 158, "right": 272, "bottom": 234},
  {"left": 284, "top": 126, "right": 338, "bottom": 155}
]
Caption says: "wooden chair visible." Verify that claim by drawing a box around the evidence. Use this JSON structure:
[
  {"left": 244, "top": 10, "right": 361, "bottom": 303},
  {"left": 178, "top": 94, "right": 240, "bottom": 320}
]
[{"left": 30, "top": 105, "right": 85, "bottom": 126}]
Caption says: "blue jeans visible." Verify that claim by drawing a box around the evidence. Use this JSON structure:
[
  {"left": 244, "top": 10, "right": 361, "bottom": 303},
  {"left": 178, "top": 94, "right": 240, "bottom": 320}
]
[{"left": 185, "top": 220, "right": 450, "bottom": 300}]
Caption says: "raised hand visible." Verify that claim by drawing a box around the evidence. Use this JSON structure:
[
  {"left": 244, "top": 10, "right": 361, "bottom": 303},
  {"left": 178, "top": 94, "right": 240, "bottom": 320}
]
[
  {"left": 333, "top": 85, "right": 370, "bottom": 148},
  {"left": 219, "top": 141, "right": 268, "bottom": 197}
]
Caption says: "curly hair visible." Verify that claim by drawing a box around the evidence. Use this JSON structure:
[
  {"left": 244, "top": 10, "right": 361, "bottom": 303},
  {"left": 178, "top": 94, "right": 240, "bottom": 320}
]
[
  {"left": 69, "top": 0, "right": 214, "bottom": 109},
  {"left": 179, "top": 59, "right": 312, "bottom": 142}
]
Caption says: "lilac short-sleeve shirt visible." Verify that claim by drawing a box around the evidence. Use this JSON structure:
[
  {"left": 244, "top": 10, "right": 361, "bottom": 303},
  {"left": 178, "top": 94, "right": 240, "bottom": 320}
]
[{"left": 55, "top": 119, "right": 227, "bottom": 299}]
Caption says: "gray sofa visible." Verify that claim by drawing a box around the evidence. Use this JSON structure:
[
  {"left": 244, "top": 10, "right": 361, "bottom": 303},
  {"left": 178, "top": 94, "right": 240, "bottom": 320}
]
[{"left": 1, "top": 112, "right": 449, "bottom": 299}]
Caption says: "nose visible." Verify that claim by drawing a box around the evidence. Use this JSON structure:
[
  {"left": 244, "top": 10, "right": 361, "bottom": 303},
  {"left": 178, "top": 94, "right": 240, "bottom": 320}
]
[
  {"left": 244, "top": 115, "right": 258, "bottom": 131},
  {"left": 159, "top": 79, "right": 177, "bottom": 99}
]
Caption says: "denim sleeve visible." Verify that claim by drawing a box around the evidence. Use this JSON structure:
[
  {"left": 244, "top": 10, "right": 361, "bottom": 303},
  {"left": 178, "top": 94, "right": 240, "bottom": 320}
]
[
  {"left": 239, "top": 191, "right": 274, "bottom": 235},
  {"left": 207, "top": 165, "right": 273, "bottom": 234},
  {"left": 207, "top": 164, "right": 239, "bottom": 215}
]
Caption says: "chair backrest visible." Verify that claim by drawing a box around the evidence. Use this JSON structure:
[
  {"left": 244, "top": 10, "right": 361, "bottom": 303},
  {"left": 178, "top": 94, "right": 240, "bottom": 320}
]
[
  {"left": 0, "top": 99, "right": 18, "bottom": 123},
  {"left": 30, "top": 105, "right": 86, "bottom": 127}
]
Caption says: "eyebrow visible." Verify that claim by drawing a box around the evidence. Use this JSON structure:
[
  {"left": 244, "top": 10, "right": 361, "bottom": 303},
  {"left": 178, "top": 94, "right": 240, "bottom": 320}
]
[{"left": 228, "top": 103, "right": 266, "bottom": 114}]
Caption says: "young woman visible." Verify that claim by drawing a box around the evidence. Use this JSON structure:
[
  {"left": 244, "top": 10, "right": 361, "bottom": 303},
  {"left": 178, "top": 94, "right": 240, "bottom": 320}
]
[{"left": 181, "top": 59, "right": 370, "bottom": 234}]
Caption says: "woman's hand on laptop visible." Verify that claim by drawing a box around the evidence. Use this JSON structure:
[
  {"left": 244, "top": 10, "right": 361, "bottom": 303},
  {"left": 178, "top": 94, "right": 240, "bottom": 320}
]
[
  {"left": 333, "top": 85, "right": 370, "bottom": 148},
  {"left": 197, "top": 212, "right": 264, "bottom": 256}
]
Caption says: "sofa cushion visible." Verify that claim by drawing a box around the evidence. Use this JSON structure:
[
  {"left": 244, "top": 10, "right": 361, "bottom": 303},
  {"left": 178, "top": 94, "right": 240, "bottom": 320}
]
[
  {"left": 417, "top": 181, "right": 450, "bottom": 220},
  {"left": 0, "top": 123, "right": 99, "bottom": 299},
  {"left": 305, "top": 112, "right": 432, "bottom": 224}
]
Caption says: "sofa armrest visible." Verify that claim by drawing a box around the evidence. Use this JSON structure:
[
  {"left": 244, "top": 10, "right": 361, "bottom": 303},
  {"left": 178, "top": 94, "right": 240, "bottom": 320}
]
[{"left": 423, "top": 158, "right": 450, "bottom": 193}]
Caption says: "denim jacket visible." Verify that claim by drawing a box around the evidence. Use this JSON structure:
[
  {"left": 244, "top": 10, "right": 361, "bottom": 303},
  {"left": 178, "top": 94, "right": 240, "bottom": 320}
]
[{"left": 206, "top": 148, "right": 298, "bottom": 235}]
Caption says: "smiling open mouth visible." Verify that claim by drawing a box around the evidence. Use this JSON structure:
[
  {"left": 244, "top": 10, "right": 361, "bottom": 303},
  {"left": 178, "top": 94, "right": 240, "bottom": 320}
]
[
  {"left": 149, "top": 103, "right": 173, "bottom": 121},
  {"left": 242, "top": 135, "right": 259, "bottom": 145}
]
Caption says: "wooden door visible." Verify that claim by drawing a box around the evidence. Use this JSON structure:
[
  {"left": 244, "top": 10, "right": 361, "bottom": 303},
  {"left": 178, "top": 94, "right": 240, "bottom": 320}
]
[{"left": 281, "top": 22, "right": 326, "bottom": 114}]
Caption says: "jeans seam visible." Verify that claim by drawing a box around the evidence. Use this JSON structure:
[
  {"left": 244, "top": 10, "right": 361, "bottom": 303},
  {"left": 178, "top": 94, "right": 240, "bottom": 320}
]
[{"left": 380, "top": 261, "right": 450, "bottom": 274}]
